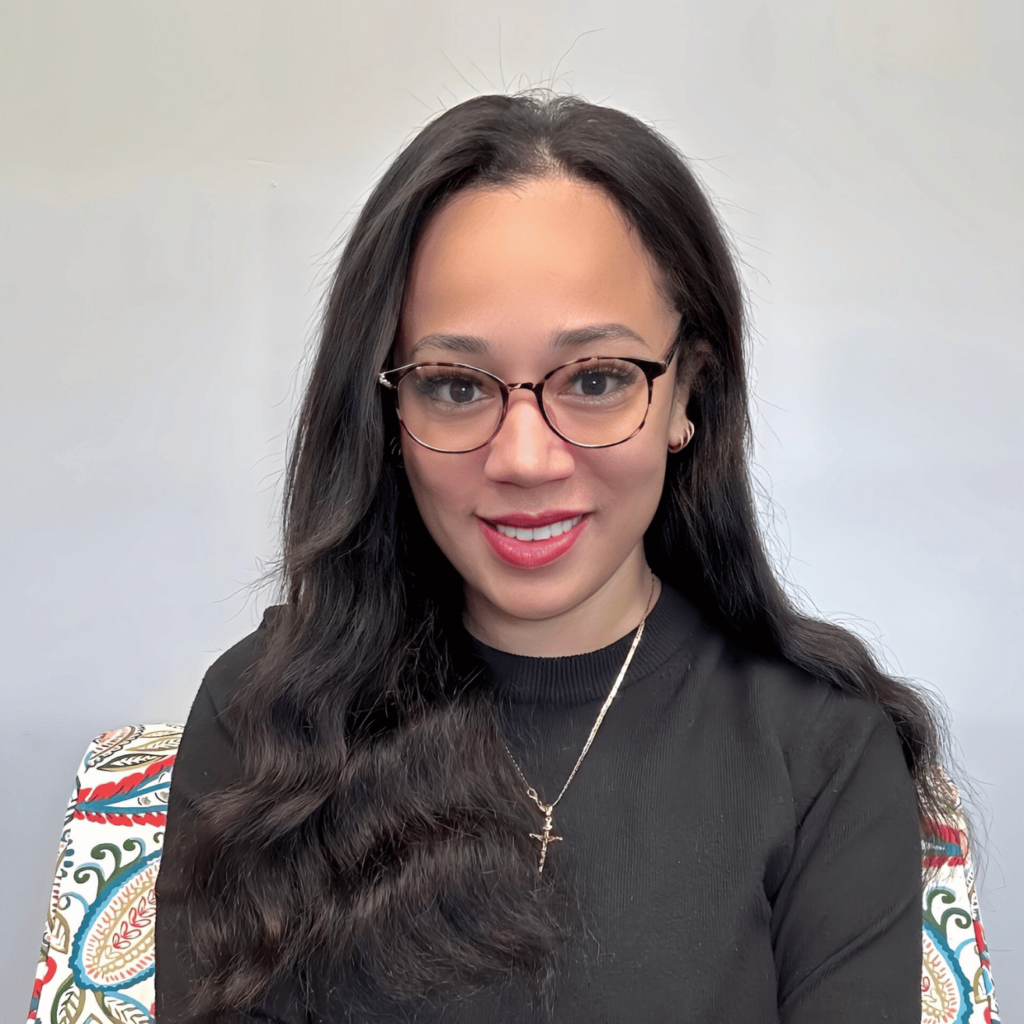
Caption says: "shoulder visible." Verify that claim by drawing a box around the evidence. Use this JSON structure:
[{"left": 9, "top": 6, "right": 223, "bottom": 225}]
[
  {"left": 690, "top": 620, "right": 913, "bottom": 812},
  {"left": 197, "top": 605, "right": 287, "bottom": 726},
  {"left": 747, "top": 651, "right": 894, "bottom": 751},
  {"left": 681, "top": 601, "right": 894, "bottom": 745},
  {"left": 758, "top": 661, "right": 915, "bottom": 831},
  {"left": 171, "top": 606, "right": 286, "bottom": 792}
]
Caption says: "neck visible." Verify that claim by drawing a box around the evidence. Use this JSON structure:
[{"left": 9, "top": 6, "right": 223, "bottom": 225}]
[{"left": 463, "top": 560, "right": 659, "bottom": 657}]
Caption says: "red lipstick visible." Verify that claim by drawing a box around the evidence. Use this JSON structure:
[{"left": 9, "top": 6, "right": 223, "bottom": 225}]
[{"left": 479, "top": 511, "right": 589, "bottom": 569}]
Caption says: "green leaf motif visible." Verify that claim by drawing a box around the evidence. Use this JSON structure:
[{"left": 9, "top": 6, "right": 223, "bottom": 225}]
[
  {"left": 99, "top": 752, "right": 167, "bottom": 772},
  {"left": 97, "top": 993, "right": 151, "bottom": 1024},
  {"left": 48, "top": 907, "right": 72, "bottom": 955},
  {"left": 51, "top": 974, "right": 85, "bottom": 1024}
]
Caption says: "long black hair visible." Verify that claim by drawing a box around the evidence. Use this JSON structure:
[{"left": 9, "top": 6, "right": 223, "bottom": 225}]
[{"left": 169, "top": 91, "right": 951, "bottom": 1019}]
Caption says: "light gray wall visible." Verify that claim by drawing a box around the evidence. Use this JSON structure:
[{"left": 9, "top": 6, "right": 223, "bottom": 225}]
[{"left": 2, "top": 0, "right": 1020, "bottom": 1016}]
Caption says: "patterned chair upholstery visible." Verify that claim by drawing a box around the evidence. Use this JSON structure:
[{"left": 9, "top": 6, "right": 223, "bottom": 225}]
[{"left": 27, "top": 724, "right": 1001, "bottom": 1024}]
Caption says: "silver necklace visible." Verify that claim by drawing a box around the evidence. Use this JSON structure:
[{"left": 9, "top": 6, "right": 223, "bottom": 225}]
[{"left": 504, "top": 576, "right": 657, "bottom": 873}]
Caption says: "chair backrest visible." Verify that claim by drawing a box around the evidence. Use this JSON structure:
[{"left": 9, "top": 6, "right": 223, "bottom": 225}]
[
  {"left": 27, "top": 724, "right": 1000, "bottom": 1024},
  {"left": 28, "top": 724, "right": 180, "bottom": 1024},
  {"left": 921, "top": 796, "right": 1000, "bottom": 1023}
]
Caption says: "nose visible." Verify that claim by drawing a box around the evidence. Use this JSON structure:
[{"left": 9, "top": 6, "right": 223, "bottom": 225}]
[{"left": 483, "top": 389, "right": 575, "bottom": 487}]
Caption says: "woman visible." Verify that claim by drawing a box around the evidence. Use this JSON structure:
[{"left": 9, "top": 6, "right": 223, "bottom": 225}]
[{"left": 156, "top": 91, "right": 947, "bottom": 1022}]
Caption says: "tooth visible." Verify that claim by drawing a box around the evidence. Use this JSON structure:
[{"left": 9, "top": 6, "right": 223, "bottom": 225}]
[{"left": 492, "top": 517, "right": 585, "bottom": 541}]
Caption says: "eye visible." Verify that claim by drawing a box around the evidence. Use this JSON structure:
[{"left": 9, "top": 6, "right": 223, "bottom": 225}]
[
  {"left": 409, "top": 368, "right": 494, "bottom": 407},
  {"left": 574, "top": 371, "right": 616, "bottom": 396},
  {"left": 439, "top": 377, "right": 479, "bottom": 404},
  {"left": 562, "top": 362, "right": 639, "bottom": 399}
]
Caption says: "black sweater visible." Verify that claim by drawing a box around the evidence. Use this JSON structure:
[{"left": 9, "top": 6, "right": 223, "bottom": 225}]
[{"left": 156, "top": 585, "right": 922, "bottom": 1022}]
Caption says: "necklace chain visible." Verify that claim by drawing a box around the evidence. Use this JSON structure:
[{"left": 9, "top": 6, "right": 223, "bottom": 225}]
[{"left": 503, "top": 575, "right": 657, "bottom": 873}]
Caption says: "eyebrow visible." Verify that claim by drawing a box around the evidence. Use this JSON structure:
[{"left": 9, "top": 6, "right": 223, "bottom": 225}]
[{"left": 409, "top": 322, "right": 648, "bottom": 358}]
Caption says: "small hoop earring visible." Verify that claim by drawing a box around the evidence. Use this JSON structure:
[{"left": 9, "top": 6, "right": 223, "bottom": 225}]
[
  {"left": 668, "top": 424, "right": 695, "bottom": 454},
  {"left": 389, "top": 436, "right": 404, "bottom": 467}
]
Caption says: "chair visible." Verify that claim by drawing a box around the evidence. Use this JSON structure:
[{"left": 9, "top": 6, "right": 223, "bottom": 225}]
[
  {"left": 27, "top": 724, "right": 181, "bottom": 1024},
  {"left": 27, "top": 724, "right": 1001, "bottom": 1023}
]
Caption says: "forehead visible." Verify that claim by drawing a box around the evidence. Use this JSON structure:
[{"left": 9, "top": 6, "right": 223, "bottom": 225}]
[{"left": 398, "top": 177, "right": 676, "bottom": 361}]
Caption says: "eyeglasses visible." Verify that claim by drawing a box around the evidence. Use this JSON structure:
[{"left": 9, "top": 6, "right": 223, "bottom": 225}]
[{"left": 378, "top": 343, "right": 678, "bottom": 454}]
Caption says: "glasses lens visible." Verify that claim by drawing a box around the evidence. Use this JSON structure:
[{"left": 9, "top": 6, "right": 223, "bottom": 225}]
[
  {"left": 396, "top": 365, "right": 503, "bottom": 452},
  {"left": 543, "top": 358, "right": 650, "bottom": 446}
]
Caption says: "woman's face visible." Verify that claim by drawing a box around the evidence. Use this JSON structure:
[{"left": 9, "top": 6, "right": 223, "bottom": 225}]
[{"left": 395, "top": 177, "right": 690, "bottom": 655}]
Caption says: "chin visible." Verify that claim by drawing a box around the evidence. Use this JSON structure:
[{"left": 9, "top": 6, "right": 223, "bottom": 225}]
[{"left": 474, "top": 573, "right": 603, "bottom": 624}]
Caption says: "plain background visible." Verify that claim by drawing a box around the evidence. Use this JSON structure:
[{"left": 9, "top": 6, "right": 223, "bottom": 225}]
[{"left": 2, "top": 0, "right": 1020, "bottom": 1017}]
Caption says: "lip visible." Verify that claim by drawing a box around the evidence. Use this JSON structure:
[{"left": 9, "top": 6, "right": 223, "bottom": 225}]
[
  {"left": 479, "top": 512, "right": 589, "bottom": 569},
  {"left": 484, "top": 510, "right": 588, "bottom": 528}
]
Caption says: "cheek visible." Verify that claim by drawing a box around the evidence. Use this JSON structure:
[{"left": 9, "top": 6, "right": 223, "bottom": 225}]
[
  {"left": 629, "top": 449, "right": 669, "bottom": 506},
  {"left": 401, "top": 444, "right": 475, "bottom": 534},
  {"left": 595, "top": 440, "right": 669, "bottom": 528}
]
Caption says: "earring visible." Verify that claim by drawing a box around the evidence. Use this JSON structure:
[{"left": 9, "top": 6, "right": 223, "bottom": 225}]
[
  {"left": 389, "top": 436, "right": 404, "bottom": 468},
  {"left": 668, "top": 424, "right": 695, "bottom": 453}
]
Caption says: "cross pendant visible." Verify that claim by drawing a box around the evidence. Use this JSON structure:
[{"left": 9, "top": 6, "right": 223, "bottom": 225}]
[{"left": 529, "top": 803, "right": 563, "bottom": 874}]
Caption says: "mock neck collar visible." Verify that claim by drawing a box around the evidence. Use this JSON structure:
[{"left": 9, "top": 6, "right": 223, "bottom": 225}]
[{"left": 468, "top": 583, "right": 703, "bottom": 708}]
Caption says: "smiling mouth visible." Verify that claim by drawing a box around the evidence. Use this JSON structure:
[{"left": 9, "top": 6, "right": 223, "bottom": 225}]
[
  {"left": 491, "top": 515, "right": 584, "bottom": 542},
  {"left": 480, "top": 513, "right": 589, "bottom": 569}
]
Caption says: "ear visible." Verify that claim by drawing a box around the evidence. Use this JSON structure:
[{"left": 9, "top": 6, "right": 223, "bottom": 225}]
[{"left": 666, "top": 377, "right": 694, "bottom": 453}]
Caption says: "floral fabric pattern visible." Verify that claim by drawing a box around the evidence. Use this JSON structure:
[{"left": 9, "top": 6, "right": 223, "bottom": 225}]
[
  {"left": 921, "top": 802, "right": 1000, "bottom": 1024},
  {"left": 28, "top": 724, "right": 1000, "bottom": 1023},
  {"left": 28, "top": 725, "right": 181, "bottom": 1024}
]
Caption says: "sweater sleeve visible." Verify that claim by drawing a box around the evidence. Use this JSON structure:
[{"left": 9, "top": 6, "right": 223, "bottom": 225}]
[{"left": 770, "top": 693, "right": 922, "bottom": 1023}]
